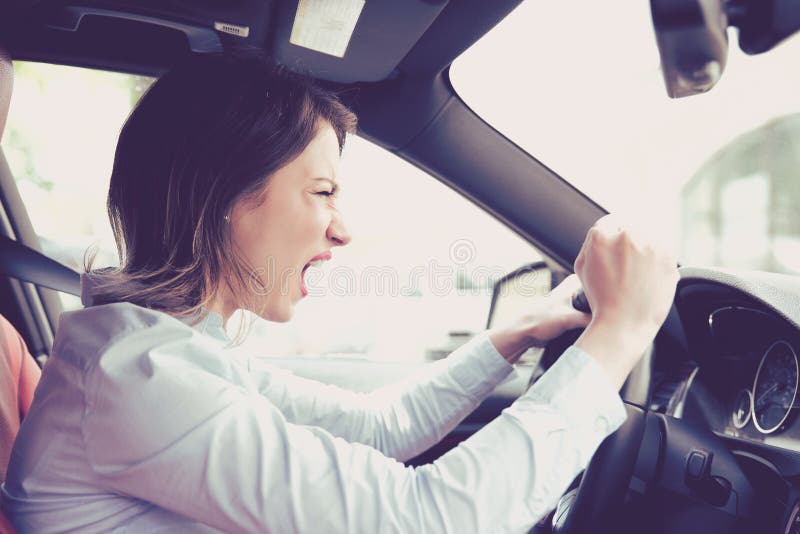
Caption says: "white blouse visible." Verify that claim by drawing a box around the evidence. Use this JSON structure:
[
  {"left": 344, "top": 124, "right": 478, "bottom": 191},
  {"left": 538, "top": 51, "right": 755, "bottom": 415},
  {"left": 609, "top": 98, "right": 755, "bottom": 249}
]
[{"left": 1, "top": 301, "right": 626, "bottom": 533}]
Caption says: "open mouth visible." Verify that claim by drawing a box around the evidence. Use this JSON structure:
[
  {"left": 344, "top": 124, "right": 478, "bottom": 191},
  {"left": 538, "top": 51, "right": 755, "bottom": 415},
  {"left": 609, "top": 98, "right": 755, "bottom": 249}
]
[{"left": 300, "top": 252, "right": 331, "bottom": 297}]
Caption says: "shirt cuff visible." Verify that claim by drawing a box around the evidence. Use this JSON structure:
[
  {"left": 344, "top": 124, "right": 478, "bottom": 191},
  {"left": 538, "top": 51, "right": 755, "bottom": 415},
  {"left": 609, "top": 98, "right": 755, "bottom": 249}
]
[
  {"left": 515, "top": 344, "right": 628, "bottom": 445},
  {"left": 446, "top": 331, "right": 515, "bottom": 400}
]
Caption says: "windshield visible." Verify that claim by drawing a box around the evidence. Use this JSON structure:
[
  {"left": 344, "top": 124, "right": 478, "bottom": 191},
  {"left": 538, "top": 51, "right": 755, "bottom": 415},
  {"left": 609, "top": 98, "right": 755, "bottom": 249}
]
[{"left": 451, "top": 2, "right": 800, "bottom": 274}]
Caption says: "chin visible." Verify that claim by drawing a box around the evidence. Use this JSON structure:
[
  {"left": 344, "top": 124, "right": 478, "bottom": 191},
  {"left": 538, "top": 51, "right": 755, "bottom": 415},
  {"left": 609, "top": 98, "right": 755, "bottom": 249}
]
[
  {"left": 271, "top": 310, "right": 293, "bottom": 323},
  {"left": 258, "top": 300, "right": 294, "bottom": 323}
]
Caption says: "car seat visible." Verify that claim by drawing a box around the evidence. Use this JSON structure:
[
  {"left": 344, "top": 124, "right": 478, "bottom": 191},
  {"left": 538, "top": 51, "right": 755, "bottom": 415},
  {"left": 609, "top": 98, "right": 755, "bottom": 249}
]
[
  {"left": 0, "top": 314, "right": 40, "bottom": 482},
  {"left": 0, "top": 42, "right": 42, "bottom": 534},
  {"left": 0, "top": 314, "right": 39, "bottom": 534}
]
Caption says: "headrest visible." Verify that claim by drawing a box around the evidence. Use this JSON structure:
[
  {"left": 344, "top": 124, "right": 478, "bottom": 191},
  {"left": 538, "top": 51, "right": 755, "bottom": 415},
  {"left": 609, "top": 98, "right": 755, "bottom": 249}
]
[{"left": 0, "top": 45, "right": 12, "bottom": 143}]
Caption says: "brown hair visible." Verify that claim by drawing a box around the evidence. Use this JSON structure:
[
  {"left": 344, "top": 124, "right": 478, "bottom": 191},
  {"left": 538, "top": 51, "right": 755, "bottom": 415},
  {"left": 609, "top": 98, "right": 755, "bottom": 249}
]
[{"left": 85, "top": 51, "right": 357, "bottom": 331}]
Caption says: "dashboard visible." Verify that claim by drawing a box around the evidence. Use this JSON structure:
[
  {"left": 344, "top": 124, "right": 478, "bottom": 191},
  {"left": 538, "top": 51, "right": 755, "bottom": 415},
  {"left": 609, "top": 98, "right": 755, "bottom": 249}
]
[
  {"left": 674, "top": 268, "right": 800, "bottom": 454},
  {"left": 661, "top": 267, "right": 800, "bottom": 533},
  {"left": 526, "top": 266, "right": 800, "bottom": 532}
]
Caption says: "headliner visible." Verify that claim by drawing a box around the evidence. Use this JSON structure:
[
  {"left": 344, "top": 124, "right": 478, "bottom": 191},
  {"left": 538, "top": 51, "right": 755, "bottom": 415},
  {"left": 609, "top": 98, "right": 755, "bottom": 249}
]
[{"left": 0, "top": 0, "right": 523, "bottom": 83}]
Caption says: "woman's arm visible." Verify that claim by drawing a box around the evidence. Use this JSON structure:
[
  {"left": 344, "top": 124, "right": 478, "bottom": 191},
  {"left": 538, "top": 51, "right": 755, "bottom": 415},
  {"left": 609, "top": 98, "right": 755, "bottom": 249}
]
[
  {"left": 81, "top": 216, "right": 677, "bottom": 533},
  {"left": 82, "top": 327, "right": 626, "bottom": 534},
  {"left": 246, "top": 329, "right": 514, "bottom": 462},
  {"left": 246, "top": 276, "right": 591, "bottom": 462}
]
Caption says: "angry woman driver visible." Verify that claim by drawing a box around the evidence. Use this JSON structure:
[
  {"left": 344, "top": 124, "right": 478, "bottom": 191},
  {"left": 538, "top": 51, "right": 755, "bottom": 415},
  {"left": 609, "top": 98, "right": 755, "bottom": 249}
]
[{"left": 1, "top": 53, "right": 678, "bottom": 533}]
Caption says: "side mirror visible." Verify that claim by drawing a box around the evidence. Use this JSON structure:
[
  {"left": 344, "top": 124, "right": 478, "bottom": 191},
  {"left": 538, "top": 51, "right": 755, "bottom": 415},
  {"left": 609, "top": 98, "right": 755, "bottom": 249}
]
[
  {"left": 486, "top": 262, "right": 553, "bottom": 330},
  {"left": 424, "top": 263, "right": 554, "bottom": 361}
]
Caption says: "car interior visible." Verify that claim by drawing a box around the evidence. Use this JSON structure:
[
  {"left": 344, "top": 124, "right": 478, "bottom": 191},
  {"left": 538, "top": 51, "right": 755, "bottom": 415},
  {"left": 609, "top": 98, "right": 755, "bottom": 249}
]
[{"left": 1, "top": 0, "right": 800, "bottom": 532}]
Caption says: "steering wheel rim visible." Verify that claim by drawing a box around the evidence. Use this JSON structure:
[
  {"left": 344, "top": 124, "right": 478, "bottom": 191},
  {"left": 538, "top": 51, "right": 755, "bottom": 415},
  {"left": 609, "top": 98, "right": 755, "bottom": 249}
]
[
  {"left": 537, "top": 333, "right": 654, "bottom": 533},
  {"left": 554, "top": 402, "right": 648, "bottom": 533}
]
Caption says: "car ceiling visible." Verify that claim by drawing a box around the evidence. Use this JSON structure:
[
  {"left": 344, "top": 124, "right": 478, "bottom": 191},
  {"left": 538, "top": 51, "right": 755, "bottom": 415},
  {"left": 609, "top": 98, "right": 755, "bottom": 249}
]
[{"left": 2, "top": 1, "right": 520, "bottom": 82}]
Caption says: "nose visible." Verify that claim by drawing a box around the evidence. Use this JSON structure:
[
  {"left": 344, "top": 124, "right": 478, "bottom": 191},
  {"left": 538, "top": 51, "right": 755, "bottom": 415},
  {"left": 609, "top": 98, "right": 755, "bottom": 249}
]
[{"left": 327, "top": 210, "right": 351, "bottom": 247}]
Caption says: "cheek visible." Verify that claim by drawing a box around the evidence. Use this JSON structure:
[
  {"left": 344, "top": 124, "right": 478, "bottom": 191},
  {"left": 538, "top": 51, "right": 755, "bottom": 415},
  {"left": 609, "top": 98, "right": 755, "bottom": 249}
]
[
  {"left": 294, "top": 197, "right": 331, "bottom": 237},
  {"left": 234, "top": 195, "right": 331, "bottom": 268},
  {"left": 231, "top": 228, "right": 264, "bottom": 269},
  {"left": 232, "top": 207, "right": 280, "bottom": 265}
]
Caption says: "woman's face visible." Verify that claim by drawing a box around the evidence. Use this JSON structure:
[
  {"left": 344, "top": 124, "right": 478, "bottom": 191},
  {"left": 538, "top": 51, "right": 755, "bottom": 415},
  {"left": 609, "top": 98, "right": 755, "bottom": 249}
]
[{"left": 229, "top": 122, "right": 351, "bottom": 322}]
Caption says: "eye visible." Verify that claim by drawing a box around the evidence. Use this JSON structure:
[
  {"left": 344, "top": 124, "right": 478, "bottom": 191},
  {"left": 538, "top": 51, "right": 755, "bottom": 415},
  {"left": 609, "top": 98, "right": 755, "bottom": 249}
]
[{"left": 315, "top": 185, "right": 338, "bottom": 198}]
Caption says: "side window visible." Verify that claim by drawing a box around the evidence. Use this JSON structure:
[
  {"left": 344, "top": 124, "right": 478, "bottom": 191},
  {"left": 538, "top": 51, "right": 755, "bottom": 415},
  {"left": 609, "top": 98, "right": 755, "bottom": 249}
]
[
  {"left": 3, "top": 62, "right": 151, "bottom": 310},
  {"left": 4, "top": 62, "right": 547, "bottom": 363}
]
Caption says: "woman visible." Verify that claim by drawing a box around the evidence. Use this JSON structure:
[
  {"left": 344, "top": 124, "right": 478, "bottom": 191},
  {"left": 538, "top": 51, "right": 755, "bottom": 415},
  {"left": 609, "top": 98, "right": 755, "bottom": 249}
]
[{"left": 1, "top": 52, "right": 678, "bottom": 532}]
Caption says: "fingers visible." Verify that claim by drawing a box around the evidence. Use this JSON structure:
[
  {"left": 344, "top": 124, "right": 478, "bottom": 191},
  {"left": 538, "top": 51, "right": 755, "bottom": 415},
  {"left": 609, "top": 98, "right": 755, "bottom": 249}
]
[
  {"left": 561, "top": 308, "right": 592, "bottom": 330},
  {"left": 592, "top": 213, "right": 623, "bottom": 233},
  {"left": 574, "top": 215, "right": 622, "bottom": 275},
  {"left": 574, "top": 212, "right": 678, "bottom": 333},
  {"left": 549, "top": 274, "right": 583, "bottom": 307}
]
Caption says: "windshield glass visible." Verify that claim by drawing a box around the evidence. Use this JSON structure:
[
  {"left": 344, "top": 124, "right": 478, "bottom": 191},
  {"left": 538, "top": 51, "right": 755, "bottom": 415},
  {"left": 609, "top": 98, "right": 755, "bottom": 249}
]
[{"left": 451, "top": 2, "right": 800, "bottom": 274}]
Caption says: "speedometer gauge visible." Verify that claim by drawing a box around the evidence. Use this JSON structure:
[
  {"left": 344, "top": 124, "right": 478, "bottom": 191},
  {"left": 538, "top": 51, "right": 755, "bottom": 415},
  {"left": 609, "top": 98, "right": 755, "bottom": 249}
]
[{"left": 752, "top": 340, "right": 799, "bottom": 434}]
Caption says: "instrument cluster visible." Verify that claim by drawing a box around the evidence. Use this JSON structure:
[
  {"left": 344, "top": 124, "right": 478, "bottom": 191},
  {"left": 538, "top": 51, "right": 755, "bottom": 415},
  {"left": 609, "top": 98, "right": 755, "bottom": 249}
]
[
  {"left": 731, "top": 340, "right": 799, "bottom": 435},
  {"left": 705, "top": 305, "right": 800, "bottom": 439}
]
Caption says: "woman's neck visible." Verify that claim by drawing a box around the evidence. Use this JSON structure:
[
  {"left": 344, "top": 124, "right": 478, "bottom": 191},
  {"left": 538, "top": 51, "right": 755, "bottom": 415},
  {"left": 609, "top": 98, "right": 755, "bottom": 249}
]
[{"left": 206, "top": 290, "right": 237, "bottom": 326}]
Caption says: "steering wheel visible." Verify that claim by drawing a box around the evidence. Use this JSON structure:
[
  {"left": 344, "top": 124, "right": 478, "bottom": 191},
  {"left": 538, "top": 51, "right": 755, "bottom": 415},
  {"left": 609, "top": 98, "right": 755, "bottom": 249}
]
[{"left": 536, "top": 329, "right": 653, "bottom": 534}]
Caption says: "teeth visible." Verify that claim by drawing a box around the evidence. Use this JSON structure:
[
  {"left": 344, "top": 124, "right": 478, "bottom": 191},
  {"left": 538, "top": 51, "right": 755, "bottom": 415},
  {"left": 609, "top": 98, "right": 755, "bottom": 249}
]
[{"left": 308, "top": 259, "right": 326, "bottom": 268}]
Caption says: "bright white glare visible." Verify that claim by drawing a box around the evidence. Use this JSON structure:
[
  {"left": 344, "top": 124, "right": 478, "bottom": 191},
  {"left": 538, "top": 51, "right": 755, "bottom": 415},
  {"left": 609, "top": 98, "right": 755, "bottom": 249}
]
[{"left": 451, "top": 1, "right": 800, "bottom": 258}]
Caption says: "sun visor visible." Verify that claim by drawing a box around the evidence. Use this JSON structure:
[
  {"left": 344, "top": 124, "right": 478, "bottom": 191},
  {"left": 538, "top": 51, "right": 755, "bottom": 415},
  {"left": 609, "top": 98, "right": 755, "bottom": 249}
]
[
  {"left": 273, "top": 0, "right": 448, "bottom": 83},
  {"left": 289, "top": 0, "right": 365, "bottom": 58}
]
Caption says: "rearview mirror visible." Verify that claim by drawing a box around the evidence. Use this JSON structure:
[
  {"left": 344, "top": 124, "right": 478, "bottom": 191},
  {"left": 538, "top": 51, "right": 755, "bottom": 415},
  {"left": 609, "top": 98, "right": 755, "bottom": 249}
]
[
  {"left": 650, "top": 0, "right": 729, "bottom": 98},
  {"left": 650, "top": 0, "right": 800, "bottom": 98}
]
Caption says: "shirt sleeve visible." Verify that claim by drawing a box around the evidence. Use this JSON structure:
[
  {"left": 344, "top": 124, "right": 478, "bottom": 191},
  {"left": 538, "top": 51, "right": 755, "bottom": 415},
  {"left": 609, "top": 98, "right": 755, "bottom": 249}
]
[
  {"left": 82, "top": 326, "right": 627, "bottom": 534},
  {"left": 245, "top": 331, "right": 514, "bottom": 462}
]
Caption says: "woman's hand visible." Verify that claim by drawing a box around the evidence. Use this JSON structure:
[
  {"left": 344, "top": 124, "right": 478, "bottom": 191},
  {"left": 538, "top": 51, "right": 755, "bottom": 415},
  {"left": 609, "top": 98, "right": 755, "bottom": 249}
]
[
  {"left": 488, "top": 215, "right": 678, "bottom": 374},
  {"left": 573, "top": 215, "right": 679, "bottom": 389},
  {"left": 522, "top": 274, "right": 592, "bottom": 344},
  {"left": 488, "top": 274, "right": 592, "bottom": 365}
]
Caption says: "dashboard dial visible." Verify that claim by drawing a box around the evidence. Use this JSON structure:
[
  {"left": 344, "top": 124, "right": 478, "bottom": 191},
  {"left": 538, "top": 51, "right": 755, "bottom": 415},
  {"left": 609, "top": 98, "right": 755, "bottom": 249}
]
[
  {"left": 752, "top": 340, "right": 799, "bottom": 434},
  {"left": 731, "top": 389, "right": 752, "bottom": 429}
]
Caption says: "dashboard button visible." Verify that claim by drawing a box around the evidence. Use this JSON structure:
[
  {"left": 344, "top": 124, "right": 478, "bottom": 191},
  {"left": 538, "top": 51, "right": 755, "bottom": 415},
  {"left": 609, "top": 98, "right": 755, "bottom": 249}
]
[{"left": 686, "top": 450, "right": 711, "bottom": 480}]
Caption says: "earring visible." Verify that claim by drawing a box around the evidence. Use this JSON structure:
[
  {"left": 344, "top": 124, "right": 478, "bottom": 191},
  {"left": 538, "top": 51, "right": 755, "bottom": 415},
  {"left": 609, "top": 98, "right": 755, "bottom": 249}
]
[{"left": 224, "top": 214, "right": 230, "bottom": 223}]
